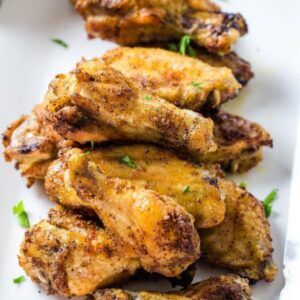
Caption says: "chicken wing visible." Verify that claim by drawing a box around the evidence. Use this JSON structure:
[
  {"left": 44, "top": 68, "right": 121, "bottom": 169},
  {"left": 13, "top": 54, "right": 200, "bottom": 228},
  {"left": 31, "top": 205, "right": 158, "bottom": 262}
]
[
  {"left": 88, "top": 275, "right": 252, "bottom": 300},
  {"left": 45, "top": 58, "right": 216, "bottom": 157},
  {"left": 102, "top": 47, "right": 241, "bottom": 110},
  {"left": 73, "top": 0, "right": 247, "bottom": 54},
  {"left": 45, "top": 148, "right": 200, "bottom": 277},
  {"left": 53, "top": 144, "right": 225, "bottom": 229},
  {"left": 2, "top": 104, "right": 62, "bottom": 186},
  {"left": 19, "top": 205, "right": 139, "bottom": 297},
  {"left": 200, "top": 179, "right": 278, "bottom": 282}
]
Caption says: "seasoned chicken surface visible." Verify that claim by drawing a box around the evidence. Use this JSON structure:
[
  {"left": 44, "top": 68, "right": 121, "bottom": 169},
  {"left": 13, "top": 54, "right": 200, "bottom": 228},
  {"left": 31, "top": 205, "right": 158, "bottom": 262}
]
[
  {"left": 45, "top": 148, "right": 200, "bottom": 277},
  {"left": 202, "top": 111, "right": 273, "bottom": 173},
  {"left": 55, "top": 144, "right": 225, "bottom": 229},
  {"left": 195, "top": 49, "right": 254, "bottom": 86},
  {"left": 45, "top": 58, "right": 216, "bottom": 157},
  {"left": 19, "top": 205, "right": 139, "bottom": 297},
  {"left": 88, "top": 275, "right": 252, "bottom": 300},
  {"left": 200, "top": 180, "right": 278, "bottom": 282},
  {"left": 102, "top": 47, "right": 241, "bottom": 110},
  {"left": 2, "top": 104, "right": 61, "bottom": 186},
  {"left": 73, "top": 0, "right": 247, "bottom": 53}
]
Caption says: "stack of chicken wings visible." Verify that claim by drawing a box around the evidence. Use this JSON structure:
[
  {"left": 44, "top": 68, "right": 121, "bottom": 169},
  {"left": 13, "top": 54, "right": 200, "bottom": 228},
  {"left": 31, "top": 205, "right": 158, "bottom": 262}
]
[{"left": 3, "top": 1, "right": 278, "bottom": 299}]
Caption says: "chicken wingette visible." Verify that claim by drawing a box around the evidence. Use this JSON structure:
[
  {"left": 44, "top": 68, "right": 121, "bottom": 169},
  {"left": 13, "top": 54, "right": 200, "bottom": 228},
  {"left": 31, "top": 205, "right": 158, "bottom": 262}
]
[
  {"left": 88, "top": 275, "right": 252, "bottom": 300},
  {"left": 200, "top": 179, "right": 278, "bottom": 282},
  {"left": 45, "top": 148, "right": 200, "bottom": 277},
  {"left": 19, "top": 205, "right": 140, "bottom": 297},
  {"left": 72, "top": 0, "right": 247, "bottom": 54},
  {"left": 45, "top": 58, "right": 216, "bottom": 157},
  {"left": 53, "top": 144, "right": 225, "bottom": 229},
  {"left": 102, "top": 47, "right": 241, "bottom": 110}
]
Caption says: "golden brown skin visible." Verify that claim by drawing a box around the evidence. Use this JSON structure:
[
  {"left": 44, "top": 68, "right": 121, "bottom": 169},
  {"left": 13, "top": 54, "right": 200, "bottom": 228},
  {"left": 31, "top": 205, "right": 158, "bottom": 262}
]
[
  {"left": 19, "top": 205, "right": 140, "bottom": 297},
  {"left": 45, "top": 58, "right": 216, "bottom": 157},
  {"left": 73, "top": 0, "right": 247, "bottom": 54},
  {"left": 2, "top": 104, "right": 61, "bottom": 186},
  {"left": 65, "top": 144, "right": 225, "bottom": 229},
  {"left": 202, "top": 111, "right": 273, "bottom": 173},
  {"left": 45, "top": 148, "right": 200, "bottom": 278},
  {"left": 195, "top": 49, "right": 254, "bottom": 86},
  {"left": 200, "top": 180, "right": 278, "bottom": 282},
  {"left": 88, "top": 275, "right": 252, "bottom": 300},
  {"left": 102, "top": 47, "right": 241, "bottom": 110}
]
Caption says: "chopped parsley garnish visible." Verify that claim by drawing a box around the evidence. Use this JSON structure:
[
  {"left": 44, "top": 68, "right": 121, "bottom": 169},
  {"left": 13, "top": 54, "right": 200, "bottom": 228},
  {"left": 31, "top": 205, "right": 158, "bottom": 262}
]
[
  {"left": 13, "top": 276, "right": 26, "bottom": 284},
  {"left": 144, "top": 95, "right": 153, "bottom": 101},
  {"left": 90, "top": 140, "right": 95, "bottom": 151},
  {"left": 182, "top": 186, "right": 190, "bottom": 194},
  {"left": 118, "top": 155, "right": 136, "bottom": 168},
  {"left": 13, "top": 201, "right": 30, "bottom": 228},
  {"left": 51, "top": 38, "right": 68, "bottom": 48},
  {"left": 168, "top": 36, "right": 198, "bottom": 58},
  {"left": 262, "top": 189, "right": 278, "bottom": 218},
  {"left": 179, "top": 35, "right": 193, "bottom": 55},
  {"left": 192, "top": 82, "right": 202, "bottom": 89},
  {"left": 239, "top": 181, "right": 247, "bottom": 189}
]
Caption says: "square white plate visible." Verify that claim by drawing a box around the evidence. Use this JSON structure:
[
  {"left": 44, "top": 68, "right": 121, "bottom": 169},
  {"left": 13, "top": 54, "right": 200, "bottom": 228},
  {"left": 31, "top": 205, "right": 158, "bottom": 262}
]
[{"left": 1, "top": 0, "right": 300, "bottom": 299}]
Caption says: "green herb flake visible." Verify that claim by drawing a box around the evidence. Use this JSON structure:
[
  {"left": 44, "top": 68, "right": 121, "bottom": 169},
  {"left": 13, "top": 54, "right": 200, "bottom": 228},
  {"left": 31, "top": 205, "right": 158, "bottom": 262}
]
[
  {"left": 13, "top": 276, "right": 26, "bottom": 284},
  {"left": 192, "top": 82, "right": 202, "bottom": 89},
  {"left": 262, "top": 189, "right": 278, "bottom": 218},
  {"left": 51, "top": 38, "right": 68, "bottom": 48},
  {"left": 239, "top": 181, "right": 247, "bottom": 189},
  {"left": 90, "top": 141, "right": 95, "bottom": 151},
  {"left": 168, "top": 43, "right": 178, "bottom": 52},
  {"left": 144, "top": 95, "right": 153, "bottom": 101},
  {"left": 179, "top": 35, "right": 193, "bottom": 55},
  {"left": 13, "top": 201, "right": 30, "bottom": 228},
  {"left": 118, "top": 155, "right": 136, "bottom": 168},
  {"left": 182, "top": 186, "right": 190, "bottom": 194}
]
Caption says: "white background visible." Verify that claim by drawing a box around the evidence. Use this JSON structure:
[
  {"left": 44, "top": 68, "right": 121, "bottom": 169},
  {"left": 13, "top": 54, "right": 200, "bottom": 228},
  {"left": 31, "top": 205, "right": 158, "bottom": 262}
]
[{"left": 0, "top": 0, "right": 300, "bottom": 299}]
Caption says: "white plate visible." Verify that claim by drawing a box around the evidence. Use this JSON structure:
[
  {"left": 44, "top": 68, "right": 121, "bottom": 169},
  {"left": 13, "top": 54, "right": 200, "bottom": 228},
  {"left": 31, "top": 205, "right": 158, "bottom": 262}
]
[{"left": 1, "top": 0, "right": 300, "bottom": 299}]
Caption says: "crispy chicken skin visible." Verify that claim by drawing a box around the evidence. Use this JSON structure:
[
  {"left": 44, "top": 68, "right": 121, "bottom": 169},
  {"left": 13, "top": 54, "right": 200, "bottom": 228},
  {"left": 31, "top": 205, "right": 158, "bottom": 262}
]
[
  {"left": 45, "top": 58, "right": 216, "bottom": 157},
  {"left": 200, "top": 180, "right": 278, "bottom": 282},
  {"left": 45, "top": 148, "right": 200, "bottom": 277},
  {"left": 202, "top": 111, "right": 273, "bottom": 173},
  {"left": 73, "top": 0, "right": 247, "bottom": 54},
  {"left": 19, "top": 205, "right": 140, "bottom": 297},
  {"left": 55, "top": 144, "right": 225, "bottom": 229},
  {"left": 195, "top": 49, "right": 254, "bottom": 86},
  {"left": 102, "top": 47, "right": 241, "bottom": 110},
  {"left": 88, "top": 275, "right": 252, "bottom": 300},
  {"left": 2, "top": 104, "right": 61, "bottom": 186}
]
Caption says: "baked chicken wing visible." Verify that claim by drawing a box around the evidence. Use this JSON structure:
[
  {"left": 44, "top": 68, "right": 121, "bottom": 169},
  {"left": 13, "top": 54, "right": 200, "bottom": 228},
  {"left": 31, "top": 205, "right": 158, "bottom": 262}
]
[
  {"left": 73, "top": 0, "right": 247, "bottom": 53},
  {"left": 45, "top": 58, "right": 216, "bottom": 157},
  {"left": 200, "top": 180, "right": 278, "bottom": 282},
  {"left": 19, "top": 205, "right": 139, "bottom": 297},
  {"left": 54, "top": 144, "right": 225, "bottom": 229},
  {"left": 45, "top": 148, "right": 200, "bottom": 277},
  {"left": 2, "top": 104, "right": 62, "bottom": 186},
  {"left": 102, "top": 47, "right": 241, "bottom": 110},
  {"left": 88, "top": 275, "right": 252, "bottom": 300}
]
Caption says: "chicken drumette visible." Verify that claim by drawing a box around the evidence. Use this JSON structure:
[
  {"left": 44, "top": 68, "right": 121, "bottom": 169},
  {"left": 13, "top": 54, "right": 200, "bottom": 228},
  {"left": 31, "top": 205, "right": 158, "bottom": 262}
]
[{"left": 72, "top": 0, "right": 247, "bottom": 54}]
